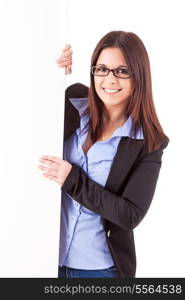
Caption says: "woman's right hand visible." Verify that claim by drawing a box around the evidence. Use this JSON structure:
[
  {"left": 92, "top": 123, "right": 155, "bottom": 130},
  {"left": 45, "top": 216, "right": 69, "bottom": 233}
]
[{"left": 56, "top": 44, "right": 73, "bottom": 74}]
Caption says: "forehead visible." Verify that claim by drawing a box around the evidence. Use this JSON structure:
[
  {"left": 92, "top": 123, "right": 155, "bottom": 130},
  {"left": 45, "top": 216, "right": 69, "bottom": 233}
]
[{"left": 96, "top": 47, "right": 127, "bottom": 67}]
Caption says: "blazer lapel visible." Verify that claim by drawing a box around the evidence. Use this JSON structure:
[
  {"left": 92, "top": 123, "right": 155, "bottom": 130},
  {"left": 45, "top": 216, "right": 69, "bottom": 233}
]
[{"left": 105, "top": 137, "right": 145, "bottom": 193}]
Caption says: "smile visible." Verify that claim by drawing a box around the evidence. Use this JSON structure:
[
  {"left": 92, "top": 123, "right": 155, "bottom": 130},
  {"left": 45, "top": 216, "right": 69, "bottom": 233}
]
[{"left": 102, "top": 88, "right": 122, "bottom": 94}]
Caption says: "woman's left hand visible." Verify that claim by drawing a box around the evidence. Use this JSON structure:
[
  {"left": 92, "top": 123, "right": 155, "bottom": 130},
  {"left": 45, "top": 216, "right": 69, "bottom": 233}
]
[{"left": 38, "top": 155, "right": 72, "bottom": 186}]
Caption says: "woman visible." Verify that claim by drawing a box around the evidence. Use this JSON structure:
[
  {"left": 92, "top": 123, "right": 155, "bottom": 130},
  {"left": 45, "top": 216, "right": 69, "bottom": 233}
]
[{"left": 38, "top": 31, "right": 169, "bottom": 278}]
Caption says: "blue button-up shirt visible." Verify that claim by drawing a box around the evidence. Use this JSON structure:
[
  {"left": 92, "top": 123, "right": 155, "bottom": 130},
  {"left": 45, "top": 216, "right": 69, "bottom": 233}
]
[{"left": 59, "top": 97, "right": 144, "bottom": 269}]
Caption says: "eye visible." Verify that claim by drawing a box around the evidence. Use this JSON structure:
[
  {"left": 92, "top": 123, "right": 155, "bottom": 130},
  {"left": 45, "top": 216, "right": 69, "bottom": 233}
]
[
  {"left": 96, "top": 66, "right": 107, "bottom": 72},
  {"left": 116, "top": 68, "right": 130, "bottom": 75}
]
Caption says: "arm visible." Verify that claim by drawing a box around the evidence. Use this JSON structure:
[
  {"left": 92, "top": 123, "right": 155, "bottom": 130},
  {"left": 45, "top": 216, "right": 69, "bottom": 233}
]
[{"left": 62, "top": 143, "right": 168, "bottom": 230}]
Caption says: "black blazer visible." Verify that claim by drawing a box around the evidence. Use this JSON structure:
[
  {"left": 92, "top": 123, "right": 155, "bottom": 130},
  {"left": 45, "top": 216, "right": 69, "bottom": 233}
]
[{"left": 61, "top": 83, "right": 169, "bottom": 278}]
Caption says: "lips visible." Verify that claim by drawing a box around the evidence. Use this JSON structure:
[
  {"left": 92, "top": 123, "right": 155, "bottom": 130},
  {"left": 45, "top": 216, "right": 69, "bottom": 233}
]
[{"left": 103, "top": 88, "right": 122, "bottom": 94}]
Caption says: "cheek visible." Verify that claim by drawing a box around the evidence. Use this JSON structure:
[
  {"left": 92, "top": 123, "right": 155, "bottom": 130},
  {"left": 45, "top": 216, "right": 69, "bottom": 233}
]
[
  {"left": 94, "top": 78, "right": 103, "bottom": 93},
  {"left": 122, "top": 81, "right": 133, "bottom": 96},
  {"left": 94, "top": 77, "right": 102, "bottom": 89}
]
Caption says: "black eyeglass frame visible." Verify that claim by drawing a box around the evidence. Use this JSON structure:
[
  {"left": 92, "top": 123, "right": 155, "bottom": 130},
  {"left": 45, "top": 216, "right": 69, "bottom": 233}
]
[{"left": 91, "top": 65, "right": 133, "bottom": 79}]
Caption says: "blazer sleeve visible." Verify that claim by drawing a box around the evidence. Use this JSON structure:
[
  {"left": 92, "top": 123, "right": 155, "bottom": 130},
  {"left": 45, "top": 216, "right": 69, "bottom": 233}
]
[{"left": 61, "top": 142, "right": 168, "bottom": 231}]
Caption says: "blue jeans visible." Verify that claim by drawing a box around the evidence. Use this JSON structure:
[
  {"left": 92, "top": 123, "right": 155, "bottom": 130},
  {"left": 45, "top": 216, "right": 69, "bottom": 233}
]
[{"left": 58, "top": 265, "right": 119, "bottom": 278}]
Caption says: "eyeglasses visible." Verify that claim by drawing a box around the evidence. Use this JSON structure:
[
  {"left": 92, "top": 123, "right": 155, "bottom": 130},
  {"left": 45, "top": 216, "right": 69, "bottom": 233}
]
[{"left": 91, "top": 65, "right": 132, "bottom": 79}]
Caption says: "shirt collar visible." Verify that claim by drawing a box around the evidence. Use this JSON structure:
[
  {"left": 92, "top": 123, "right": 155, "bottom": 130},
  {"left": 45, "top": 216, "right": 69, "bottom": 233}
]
[
  {"left": 113, "top": 116, "right": 144, "bottom": 139},
  {"left": 69, "top": 97, "right": 89, "bottom": 116},
  {"left": 69, "top": 97, "right": 144, "bottom": 139}
]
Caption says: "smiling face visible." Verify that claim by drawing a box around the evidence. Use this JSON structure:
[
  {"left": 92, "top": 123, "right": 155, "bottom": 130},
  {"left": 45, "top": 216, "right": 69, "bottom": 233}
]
[{"left": 94, "top": 47, "right": 133, "bottom": 112}]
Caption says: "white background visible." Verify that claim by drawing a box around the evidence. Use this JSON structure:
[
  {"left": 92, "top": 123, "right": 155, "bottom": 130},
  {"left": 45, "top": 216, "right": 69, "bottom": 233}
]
[{"left": 0, "top": 0, "right": 184, "bottom": 277}]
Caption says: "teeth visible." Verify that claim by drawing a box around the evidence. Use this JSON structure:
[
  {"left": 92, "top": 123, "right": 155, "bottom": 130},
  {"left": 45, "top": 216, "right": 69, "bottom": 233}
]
[{"left": 104, "top": 88, "right": 120, "bottom": 93}]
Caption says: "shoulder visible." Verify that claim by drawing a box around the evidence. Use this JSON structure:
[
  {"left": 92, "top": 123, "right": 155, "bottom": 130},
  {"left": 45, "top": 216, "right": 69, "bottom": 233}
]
[
  {"left": 138, "top": 138, "right": 169, "bottom": 163},
  {"left": 65, "top": 83, "right": 89, "bottom": 118},
  {"left": 65, "top": 83, "right": 89, "bottom": 99}
]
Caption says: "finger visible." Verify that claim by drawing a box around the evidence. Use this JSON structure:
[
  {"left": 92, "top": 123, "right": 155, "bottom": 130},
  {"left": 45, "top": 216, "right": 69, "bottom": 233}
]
[
  {"left": 61, "top": 49, "right": 73, "bottom": 58},
  {"left": 39, "top": 158, "right": 60, "bottom": 168},
  {"left": 56, "top": 57, "right": 72, "bottom": 63},
  {"left": 57, "top": 54, "right": 72, "bottom": 61},
  {"left": 55, "top": 55, "right": 72, "bottom": 63},
  {"left": 43, "top": 173, "right": 62, "bottom": 185},
  {"left": 43, "top": 173, "right": 58, "bottom": 180},
  {"left": 38, "top": 165, "right": 58, "bottom": 174},
  {"left": 40, "top": 155, "right": 62, "bottom": 165},
  {"left": 60, "top": 56, "right": 72, "bottom": 61},
  {"left": 57, "top": 61, "right": 72, "bottom": 67},
  {"left": 59, "top": 53, "right": 73, "bottom": 60},
  {"left": 56, "top": 57, "right": 72, "bottom": 65}
]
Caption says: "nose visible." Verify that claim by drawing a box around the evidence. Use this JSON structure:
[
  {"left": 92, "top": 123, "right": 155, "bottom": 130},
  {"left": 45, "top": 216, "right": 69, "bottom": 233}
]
[{"left": 105, "top": 70, "right": 117, "bottom": 83}]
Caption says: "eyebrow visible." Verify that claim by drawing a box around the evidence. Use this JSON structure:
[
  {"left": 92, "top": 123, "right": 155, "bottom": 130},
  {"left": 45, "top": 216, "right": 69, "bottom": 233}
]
[{"left": 97, "top": 63, "right": 128, "bottom": 68}]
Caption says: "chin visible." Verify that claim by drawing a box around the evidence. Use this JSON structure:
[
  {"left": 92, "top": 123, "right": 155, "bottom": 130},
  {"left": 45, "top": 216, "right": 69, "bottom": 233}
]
[
  {"left": 102, "top": 100, "right": 122, "bottom": 107},
  {"left": 100, "top": 94, "right": 121, "bottom": 102}
]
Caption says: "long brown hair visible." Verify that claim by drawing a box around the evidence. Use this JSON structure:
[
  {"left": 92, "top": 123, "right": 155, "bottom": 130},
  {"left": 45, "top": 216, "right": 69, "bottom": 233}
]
[{"left": 86, "top": 31, "right": 169, "bottom": 153}]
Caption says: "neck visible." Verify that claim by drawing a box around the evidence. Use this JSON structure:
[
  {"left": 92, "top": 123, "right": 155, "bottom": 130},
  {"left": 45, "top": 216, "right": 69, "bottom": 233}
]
[{"left": 103, "top": 105, "right": 127, "bottom": 128}]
